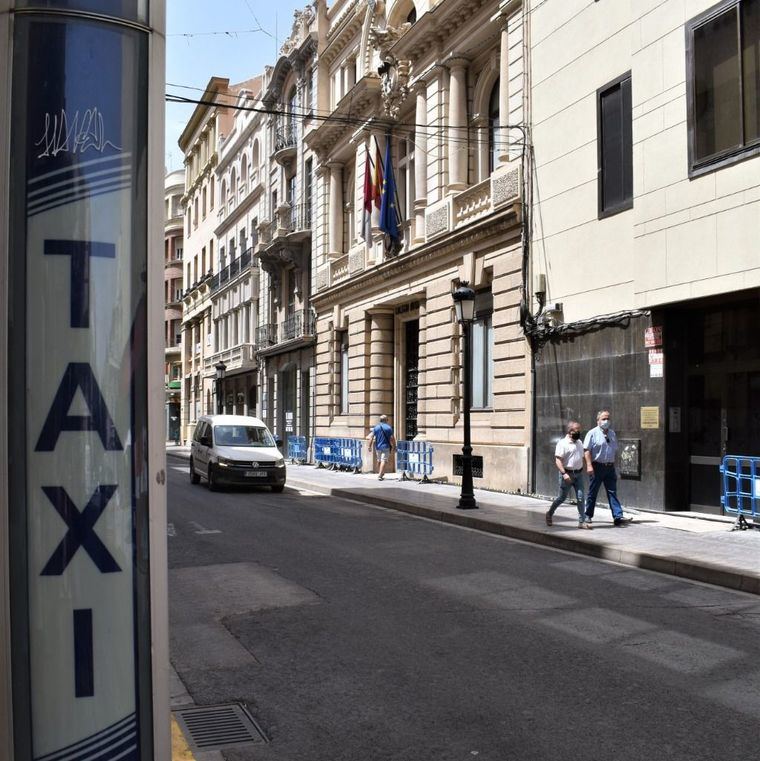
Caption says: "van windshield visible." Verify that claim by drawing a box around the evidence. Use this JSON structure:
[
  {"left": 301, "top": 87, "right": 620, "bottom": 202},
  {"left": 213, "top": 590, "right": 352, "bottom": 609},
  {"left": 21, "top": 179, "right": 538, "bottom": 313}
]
[{"left": 213, "top": 425, "right": 276, "bottom": 448}]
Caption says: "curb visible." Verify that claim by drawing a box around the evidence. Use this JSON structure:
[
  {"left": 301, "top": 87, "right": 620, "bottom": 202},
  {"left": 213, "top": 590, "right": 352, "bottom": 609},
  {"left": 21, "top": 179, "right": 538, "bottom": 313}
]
[
  {"left": 166, "top": 451, "right": 759, "bottom": 596},
  {"left": 285, "top": 477, "right": 760, "bottom": 597}
]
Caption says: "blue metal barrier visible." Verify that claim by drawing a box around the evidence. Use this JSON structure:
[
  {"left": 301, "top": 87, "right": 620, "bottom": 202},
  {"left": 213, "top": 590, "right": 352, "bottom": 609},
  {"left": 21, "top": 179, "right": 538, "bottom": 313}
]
[
  {"left": 287, "top": 435, "right": 308, "bottom": 464},
  {"left": 314, "top": 437, "right": 363, "bottom": 473},
  {"left": 397, "top": 440, "right": 434, "bottom": 484},
  {"left": 720, "top": 455, "right": 760, "bottom": 530}
]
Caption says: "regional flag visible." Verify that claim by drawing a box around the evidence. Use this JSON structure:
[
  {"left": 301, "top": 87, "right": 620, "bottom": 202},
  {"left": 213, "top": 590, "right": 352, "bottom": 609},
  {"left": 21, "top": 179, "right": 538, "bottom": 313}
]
[{"left": 362, "top": 151, "right": 373, "bottom": 242}]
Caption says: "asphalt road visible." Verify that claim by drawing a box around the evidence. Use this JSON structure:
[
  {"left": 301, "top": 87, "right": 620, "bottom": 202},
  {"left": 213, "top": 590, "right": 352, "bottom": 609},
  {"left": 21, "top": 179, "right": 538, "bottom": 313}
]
[{"left": 167, "top": 462, "right": 760, "bottom": 761}]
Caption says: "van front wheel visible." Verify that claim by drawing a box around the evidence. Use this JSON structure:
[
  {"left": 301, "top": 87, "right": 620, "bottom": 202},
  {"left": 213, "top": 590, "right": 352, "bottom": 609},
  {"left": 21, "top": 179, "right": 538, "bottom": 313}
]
[{"left": 189, "top": 458, "right": 200, "bottom": 484}]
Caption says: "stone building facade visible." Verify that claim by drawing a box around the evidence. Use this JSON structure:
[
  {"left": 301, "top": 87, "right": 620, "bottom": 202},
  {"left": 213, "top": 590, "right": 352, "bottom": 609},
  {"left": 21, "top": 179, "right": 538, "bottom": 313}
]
[
  {"left": 164, "top": 169, "right": 184, "bottom": 442},
  {"left": 252, "top": 4, "right": 324, "bottom": 450},
  {"left": 209, "top": 78, "right": 265, "bottom": 419},
  {"left": 308, "top": 0, "right": 528, "bottom": 491},
  {"left": 178, "top": 77, "right": 241, "bottom": 443},
  {"left": 529, "top": 0, "right": 760, "bottom": 512}
]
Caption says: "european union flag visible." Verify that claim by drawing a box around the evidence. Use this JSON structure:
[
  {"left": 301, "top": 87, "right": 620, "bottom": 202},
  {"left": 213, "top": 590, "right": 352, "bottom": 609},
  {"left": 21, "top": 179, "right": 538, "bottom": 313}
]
[{"left": 379, "top": 139, "right": 400, "bottom": 244}]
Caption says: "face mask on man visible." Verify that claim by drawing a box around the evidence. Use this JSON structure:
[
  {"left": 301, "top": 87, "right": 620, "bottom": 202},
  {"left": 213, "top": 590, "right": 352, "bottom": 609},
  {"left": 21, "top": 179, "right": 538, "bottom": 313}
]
[
  {"left": 570, "top": 431, "right": 581, "bottom": 440},
  {"left": 600, "top": 419, "right": 610, "bottom": 431}
]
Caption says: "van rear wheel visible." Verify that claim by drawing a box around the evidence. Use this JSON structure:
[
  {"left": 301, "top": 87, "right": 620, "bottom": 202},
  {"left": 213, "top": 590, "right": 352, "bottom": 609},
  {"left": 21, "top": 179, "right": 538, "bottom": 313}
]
[
  {"left": 189, "top": 458, "right": 200, "bottom": 484},
  {"left": 271, "top": 484, "right": 285, "bottom": 493}
]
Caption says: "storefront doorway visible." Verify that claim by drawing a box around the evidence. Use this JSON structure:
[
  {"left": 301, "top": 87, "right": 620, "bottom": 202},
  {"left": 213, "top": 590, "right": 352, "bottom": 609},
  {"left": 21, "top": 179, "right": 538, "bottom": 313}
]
[{"left": 666, "top": 292, "right": 760, "bottom": 512}]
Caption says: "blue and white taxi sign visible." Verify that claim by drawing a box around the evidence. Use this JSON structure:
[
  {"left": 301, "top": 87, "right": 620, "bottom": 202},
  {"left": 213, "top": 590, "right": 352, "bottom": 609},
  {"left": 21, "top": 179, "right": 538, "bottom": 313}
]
[{"left": 8, "top": 10, "right": 153, "bottom": 761}]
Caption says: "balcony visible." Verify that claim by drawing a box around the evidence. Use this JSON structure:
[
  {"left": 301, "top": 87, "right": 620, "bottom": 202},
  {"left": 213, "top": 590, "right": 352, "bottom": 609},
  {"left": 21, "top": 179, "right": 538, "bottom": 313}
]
[
  {"left": 208, "top": 248, "right": 258, "bottom": 294},
  {"left": 286, "top": 201, "right": 312, "bottom": 234},
  {"left": 256, "top": 323, "right": 278, "bottom": 347},
  {"left": 280, "top": 309, "right": 314, "bottom": 342},
  {"left": 424, "top": 164, "right": 521, "bottom": 242},
  {"left": 273, "top": 123, "right": 297, "bottom": 166},
  {"left": 203, "top": 343, "right": 258, "bottom": 376}
]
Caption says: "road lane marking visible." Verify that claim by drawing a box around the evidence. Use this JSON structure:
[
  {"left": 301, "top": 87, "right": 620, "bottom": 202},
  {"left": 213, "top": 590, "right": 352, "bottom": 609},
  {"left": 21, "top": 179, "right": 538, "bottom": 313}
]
[{"left": 189, "top": 521, "right": 221, "bottom": 535}]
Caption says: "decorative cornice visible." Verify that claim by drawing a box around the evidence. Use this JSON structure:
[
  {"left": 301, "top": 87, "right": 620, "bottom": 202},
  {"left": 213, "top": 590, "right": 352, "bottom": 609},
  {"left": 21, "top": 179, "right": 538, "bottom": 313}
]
[{"left": 323, "top": 0, "right": 367, "bottom": 64}]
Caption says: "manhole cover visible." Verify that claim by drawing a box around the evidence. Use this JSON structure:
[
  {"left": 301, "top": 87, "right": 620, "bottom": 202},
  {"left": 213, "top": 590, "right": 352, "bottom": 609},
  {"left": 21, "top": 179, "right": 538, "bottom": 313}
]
[{"left": 174, "top": 703, "right": 267, "bottom": 751}]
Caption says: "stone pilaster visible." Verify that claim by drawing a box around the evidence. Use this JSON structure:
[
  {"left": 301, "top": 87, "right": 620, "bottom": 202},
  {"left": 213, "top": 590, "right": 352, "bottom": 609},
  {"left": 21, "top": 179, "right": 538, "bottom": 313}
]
[
  {"left": 413, "top": 82, "right": 428, "bottom": 243},
  {"left": 328, "top": 161, "right": 343, "bottom": 258},
  {"left": 447, "top": 56, "right": 469, "bottom": 192}
]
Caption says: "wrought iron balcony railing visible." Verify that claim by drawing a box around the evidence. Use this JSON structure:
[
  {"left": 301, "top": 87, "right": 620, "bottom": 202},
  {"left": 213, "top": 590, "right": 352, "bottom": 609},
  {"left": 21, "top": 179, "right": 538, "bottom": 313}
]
[
  {"left": 256, "top": 323, "right": 278, "bottom": 347},
  {"left": 280, "top": 309, "right": 315, "bottom": 342}
]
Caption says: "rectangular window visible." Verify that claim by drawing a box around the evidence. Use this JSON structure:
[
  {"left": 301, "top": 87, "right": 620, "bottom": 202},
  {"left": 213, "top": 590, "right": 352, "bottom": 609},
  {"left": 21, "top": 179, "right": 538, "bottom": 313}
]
[
  {"left": 597, "top": 73, "right": 633, "bottom": 218},
  {"left": 339, "top": 331, "right": 349, "bottom": 415},
  {"left": 470, "top": 291, "right": 494, "bottom": 409},
  {"left": 687, "top": 0, "right": 760, "bottom": 174}
]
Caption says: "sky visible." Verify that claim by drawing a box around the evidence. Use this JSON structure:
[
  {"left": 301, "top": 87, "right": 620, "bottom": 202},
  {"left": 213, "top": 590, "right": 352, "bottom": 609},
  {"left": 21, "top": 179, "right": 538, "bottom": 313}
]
[{"left": 165, "top": 0, "right": 308, "bottom": 172}]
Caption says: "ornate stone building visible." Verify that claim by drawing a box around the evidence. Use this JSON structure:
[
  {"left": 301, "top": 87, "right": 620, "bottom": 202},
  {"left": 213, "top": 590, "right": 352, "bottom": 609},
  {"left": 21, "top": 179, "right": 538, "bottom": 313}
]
[
  {"left": 210, "top": 77, "right": 265, "bottom": 418},
  {"left": 252, "top": 3, "right": 324, "bottom": 449},
  {"left": 178, "top": 76, "right": 244, "bottom": 442},
  {"left": 308, "top": 0, "right": 528, "bottom": 490},
  {"left": 164, "top": 169, "right": 184, "bottom": 442}
]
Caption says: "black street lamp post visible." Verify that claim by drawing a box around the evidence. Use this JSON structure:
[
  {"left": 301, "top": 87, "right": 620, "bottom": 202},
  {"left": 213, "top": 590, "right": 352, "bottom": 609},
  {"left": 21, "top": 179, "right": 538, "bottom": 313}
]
[
  {"left": 452, "top": 282, "right": 477, "bottom": 509},
  {"left": 215, "top": 361, "right": 227, "bottom": 414}
]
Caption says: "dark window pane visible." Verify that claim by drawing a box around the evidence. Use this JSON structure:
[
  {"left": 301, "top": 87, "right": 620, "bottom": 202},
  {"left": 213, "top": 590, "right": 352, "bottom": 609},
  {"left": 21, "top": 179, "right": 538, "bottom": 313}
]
[
  {"left": 743, "top": 0, "right": 760, "bottom": 142},
  {"left": 599, "top": 76, "right": 632, "bottom": 213},
  {"left": 694, "top": 8, "right": 741, "bottom": 160}
]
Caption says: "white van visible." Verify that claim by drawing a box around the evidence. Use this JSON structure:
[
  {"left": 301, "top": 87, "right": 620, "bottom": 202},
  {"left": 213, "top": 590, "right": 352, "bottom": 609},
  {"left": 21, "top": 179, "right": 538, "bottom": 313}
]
[{"left": 190, "top": 414, "right": 286, "bottom": 492}]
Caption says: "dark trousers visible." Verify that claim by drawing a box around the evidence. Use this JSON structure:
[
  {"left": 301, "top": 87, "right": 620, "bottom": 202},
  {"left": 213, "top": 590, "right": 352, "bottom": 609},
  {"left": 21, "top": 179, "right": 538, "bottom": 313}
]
[{"left": 585, "top": 462, "right": 623, "bottom": 520}]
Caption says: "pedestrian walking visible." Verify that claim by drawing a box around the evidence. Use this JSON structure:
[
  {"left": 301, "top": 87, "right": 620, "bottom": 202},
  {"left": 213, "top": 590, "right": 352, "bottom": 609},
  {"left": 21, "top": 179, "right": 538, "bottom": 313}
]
[
  {"left": 546, "top": 420, "right": 591, "bottom": 529},
  {"left": 367, "top": 414, "right": 396, "bottom": 481},
  {"left": 583, "top": 410, "right": 632, "bottom": 526}
]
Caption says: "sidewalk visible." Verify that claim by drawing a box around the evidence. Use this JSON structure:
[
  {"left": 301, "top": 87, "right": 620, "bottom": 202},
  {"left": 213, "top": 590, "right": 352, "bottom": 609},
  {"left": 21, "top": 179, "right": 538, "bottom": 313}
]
[{"left": 166, "top": 445, "right": 760, "bottom": 596}]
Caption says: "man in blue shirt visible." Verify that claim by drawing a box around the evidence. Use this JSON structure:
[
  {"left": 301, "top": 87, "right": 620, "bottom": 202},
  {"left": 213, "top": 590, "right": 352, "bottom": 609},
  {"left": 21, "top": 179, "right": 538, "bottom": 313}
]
[
  {"left": 367, "top": 414, "right": 396, "bottom": 481},
  {"left": 583, "top": 409, "right": 632, "bottom": 526}
]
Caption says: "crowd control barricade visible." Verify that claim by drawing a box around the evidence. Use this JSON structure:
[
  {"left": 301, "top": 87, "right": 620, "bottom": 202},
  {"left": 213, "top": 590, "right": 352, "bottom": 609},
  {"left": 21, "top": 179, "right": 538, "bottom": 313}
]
[
  {"left": 397, "top": 440, "right": 434, "bottom": 483},
  {"left": 287, "top": 435, "right": 308, "bottom": 464},
  {"left": 314, "top": 437, "right": 363, "bottom": 473},
  {"left": 720, "top": 455, "right": 760, "bottom": 530}
]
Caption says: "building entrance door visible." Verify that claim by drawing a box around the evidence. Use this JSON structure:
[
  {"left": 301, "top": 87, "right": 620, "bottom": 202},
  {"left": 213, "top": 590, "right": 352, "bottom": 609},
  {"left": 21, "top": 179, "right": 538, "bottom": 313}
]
[
  {"left": 278, "top": 366, "right": 297, "bottom": 452},
  {"left": 404, "top": 319, "right": 419, "bottom": 439},
  {"left": 681, "top": 295, "right": 760, "bottom": 512}
]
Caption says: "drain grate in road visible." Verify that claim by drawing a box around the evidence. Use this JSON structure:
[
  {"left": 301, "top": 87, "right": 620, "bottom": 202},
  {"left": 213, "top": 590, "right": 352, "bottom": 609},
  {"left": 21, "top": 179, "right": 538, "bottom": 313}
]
[{"left": 174, "top": 703, "right": 267, "bottom": 751}]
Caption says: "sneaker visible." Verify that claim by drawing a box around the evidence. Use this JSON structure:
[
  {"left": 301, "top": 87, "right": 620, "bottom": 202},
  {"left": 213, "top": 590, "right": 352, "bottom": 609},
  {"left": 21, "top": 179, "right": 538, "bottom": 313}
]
[
  {"left": 378, "top": 475, "right": 385, "bottom": 481},
  {"left": 545, "top": 512, "right": 552, "bottom": 526},
  {"left": 579, "top": 522, "right": 592, "bottom": 530},
  {"left": 613, "top": 516, "right": 632, "bottom": 526}
]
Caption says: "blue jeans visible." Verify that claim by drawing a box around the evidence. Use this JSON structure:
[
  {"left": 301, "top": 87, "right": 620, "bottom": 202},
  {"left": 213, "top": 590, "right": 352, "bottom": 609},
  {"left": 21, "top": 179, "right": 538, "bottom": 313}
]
[
  {"left": 548, "top": 471, "right": 586, "bottom": 521},
  {"left": 585, "top": 462, "right": 623, "bottom": 520}
]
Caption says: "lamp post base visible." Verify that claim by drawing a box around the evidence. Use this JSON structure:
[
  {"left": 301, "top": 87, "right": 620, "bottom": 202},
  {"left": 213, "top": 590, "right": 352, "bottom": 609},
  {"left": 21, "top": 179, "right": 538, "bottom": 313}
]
[{"left": 457, "top": 494, "right": 478, "bottom": 510}]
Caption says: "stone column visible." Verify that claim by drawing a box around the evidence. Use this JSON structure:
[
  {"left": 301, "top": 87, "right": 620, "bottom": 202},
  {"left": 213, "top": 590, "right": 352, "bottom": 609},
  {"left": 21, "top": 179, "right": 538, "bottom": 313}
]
[
  {"left": 498, "top": 21, "right": 510, "bottom": 165},
  {"left": 447, "top": 57, "right": 468, "bottom": 192},
  {"left": 413, "top": 82, "right": 428, "bottom": 243},
  {"left": 368, "top": 308, "right": 395, "bottom": 435},
  {"left": 328, "top": 161, "right": 343, "bottom": 258}
]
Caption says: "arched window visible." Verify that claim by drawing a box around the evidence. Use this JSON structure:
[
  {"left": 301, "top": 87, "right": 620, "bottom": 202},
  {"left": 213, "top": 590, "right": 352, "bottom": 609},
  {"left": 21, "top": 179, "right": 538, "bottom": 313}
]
[
  {"left": 407, "top": 7, "right": 417, "bottom": 24},
  {"left": 252, "top": 140, "right": 260, "bottom": 184},
  {"left": 221, "top": 179, "right": 227, "bottom": 207},
  {"left": 230, "top": 168, "right": 237, "bottom": 202},
  {"left": 241, "top": 154, "right": 248, "bottom": 188},
  {"left": 210, "top": 176, "right": 215, "bottom": 209},
  {"left": 488, "top": 78, "right": 500, "bottom": 174}
]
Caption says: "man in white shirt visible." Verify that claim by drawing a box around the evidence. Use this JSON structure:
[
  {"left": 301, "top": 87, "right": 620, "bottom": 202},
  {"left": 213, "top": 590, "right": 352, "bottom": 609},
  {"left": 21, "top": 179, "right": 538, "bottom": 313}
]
[{"left": 546, "top": 420, "right": 591, "bottom": 529}]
